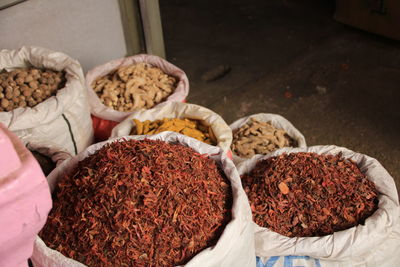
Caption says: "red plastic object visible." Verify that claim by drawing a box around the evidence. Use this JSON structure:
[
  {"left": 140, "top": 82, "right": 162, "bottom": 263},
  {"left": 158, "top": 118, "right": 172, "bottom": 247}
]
[
  {"left": 227, "top": 150, "right": 233, "bottom": 160},
  {"left": 91, "top": 115, "right": 119, "bottom": 142}
]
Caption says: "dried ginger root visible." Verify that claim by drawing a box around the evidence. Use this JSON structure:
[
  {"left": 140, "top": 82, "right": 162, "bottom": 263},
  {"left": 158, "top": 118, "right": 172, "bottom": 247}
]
[
  {"left": 92, "top": 63, "right": 177, "bottom": 112},
  {"left": 131, "top": 118, "right": 217, "bottom": 145},
  {"left": 231, "top": 118, "right": 297, "bottom": 158}
]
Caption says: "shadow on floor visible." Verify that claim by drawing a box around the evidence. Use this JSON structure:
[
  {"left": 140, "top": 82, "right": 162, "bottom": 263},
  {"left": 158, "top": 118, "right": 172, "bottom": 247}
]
[{"left": 160, "top": 0, "right": 400, "bottom": 195}]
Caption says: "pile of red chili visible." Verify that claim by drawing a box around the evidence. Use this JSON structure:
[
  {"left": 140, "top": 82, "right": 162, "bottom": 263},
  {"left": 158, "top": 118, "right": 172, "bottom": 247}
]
[
  {"left": 241, "top": 152, "right": 378, "bottom": 237},
  {"left": 40, "top": 139, "right": 232, "bottom": 266}
]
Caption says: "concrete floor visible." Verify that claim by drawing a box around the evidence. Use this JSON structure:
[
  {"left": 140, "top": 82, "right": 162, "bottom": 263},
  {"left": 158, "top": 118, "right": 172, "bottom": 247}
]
[{"left": 160, "top": 0, "right": 400, "bottom": 195}]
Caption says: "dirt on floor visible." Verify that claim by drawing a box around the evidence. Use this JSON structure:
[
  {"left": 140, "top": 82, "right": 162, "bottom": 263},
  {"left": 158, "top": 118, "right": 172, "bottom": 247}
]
[{"left": 160, "top": 0, "right": 400, "bottom": 196}]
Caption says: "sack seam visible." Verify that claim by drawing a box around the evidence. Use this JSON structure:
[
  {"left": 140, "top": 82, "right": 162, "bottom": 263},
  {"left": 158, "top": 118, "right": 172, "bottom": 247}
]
[{"left": 62, "top": 113, "right": 77, "bottom": 155}]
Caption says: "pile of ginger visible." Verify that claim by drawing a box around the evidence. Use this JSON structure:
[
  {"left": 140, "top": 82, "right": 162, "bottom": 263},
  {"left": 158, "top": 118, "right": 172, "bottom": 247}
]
[
  {"left": 92, "top": 63, "right": 177, "bottom": 112},
  {"left": 231, "top": 118, "right": 297, "bottom": 158}
]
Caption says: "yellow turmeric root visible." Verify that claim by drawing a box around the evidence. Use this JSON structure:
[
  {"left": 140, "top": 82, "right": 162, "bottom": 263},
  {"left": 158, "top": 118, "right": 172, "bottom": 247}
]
[{"left": 131, "top": 117, "right": 217, "bottom": 145}]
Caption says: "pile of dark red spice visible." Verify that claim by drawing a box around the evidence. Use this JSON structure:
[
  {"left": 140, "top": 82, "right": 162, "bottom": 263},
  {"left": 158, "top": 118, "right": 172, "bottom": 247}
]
[
  {"left": 241, "top": 152, "right": 379, "bottom": 237},
  {"left": 40, "top": 139, "right": 232, "bottom": 266}
]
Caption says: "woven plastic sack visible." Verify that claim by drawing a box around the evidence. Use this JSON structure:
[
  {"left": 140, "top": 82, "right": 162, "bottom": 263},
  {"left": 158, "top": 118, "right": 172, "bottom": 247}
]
[
  {"left": 32, "top": 132, "right": 255, "bottom": 267},
  {"left": 110, "top": 102, "right": 232, "bottom": 152},
  {"left": 0, "top": 46, "right": 93, "bottom": 155},
  {"left": 237, "top": 145, "right": 400, "bottom": 265},
  {"left": 256, "top": 222, "right": 400, "bottom": 267},
  {"left": 85, "top": 54, "right": 189, "bottom": 141},
  {"left": 229, "top": 113, "right": 306, "bottom": 165},
  {"left": 27, "top": 143, "right": 72, "bottom": 167},
  {"left": 256, "top": 220, "right": 400, "bottom": 267}
]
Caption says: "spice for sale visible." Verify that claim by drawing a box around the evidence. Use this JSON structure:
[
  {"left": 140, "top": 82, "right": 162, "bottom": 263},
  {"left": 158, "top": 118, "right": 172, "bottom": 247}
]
[
  {"left": 231, "top": 118, "right": 297, "bottom": 158},
  {"left": 92, "top": 63, "right": 177, "bottom": 112},
  {"left": 40, "top": 139, "right": 231, "bottom": 266},
  {"left": 0, "top": 68, "right": 66, "bottom": 111},
  {"left": 130, "top": 118, "right": 217, "bottom": 145},
  {"left": 241, "top": 152, "right": 378, "bottom": 237}
]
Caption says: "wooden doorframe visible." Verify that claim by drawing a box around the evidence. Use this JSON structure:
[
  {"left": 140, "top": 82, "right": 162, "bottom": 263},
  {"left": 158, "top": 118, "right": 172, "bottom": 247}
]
[{"left": 118, "top": 0, "right": 166, "bottom": 58}]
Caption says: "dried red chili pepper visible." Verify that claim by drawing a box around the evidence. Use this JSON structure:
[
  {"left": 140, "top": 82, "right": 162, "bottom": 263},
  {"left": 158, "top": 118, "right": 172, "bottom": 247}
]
[
  {"left": 40, "top": 139, "right": 232, "bottom": 266},
  {"left": 241, "top": 152, "right": 378, "bottom": 237}
]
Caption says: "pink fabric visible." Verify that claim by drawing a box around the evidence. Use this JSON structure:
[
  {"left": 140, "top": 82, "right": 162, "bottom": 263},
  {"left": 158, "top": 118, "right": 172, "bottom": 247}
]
[{"left": 0, "top": 123, "right": 52, "bottom": 267}]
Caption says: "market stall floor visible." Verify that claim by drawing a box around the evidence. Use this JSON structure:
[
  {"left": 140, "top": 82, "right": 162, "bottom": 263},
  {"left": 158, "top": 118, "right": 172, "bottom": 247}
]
[{"left": 160, "top": 0, "right": 400, "bottom": 196}]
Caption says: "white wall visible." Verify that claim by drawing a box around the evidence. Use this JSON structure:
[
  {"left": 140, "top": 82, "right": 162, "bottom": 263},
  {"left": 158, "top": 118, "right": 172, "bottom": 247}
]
[{"left": 0, "top": 0, "right": 127, "bottom": 72}]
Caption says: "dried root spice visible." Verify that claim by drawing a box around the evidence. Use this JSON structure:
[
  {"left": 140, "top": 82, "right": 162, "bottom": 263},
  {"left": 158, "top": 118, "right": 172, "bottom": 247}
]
[
  {"left": 40, "top": 139, "right": 232, "bottom": 266},
  {"left": 241, "top": 152, "right": 379, "bottom": 237},
  {"left": 231, "top": 118, "right": 297, "bottom": 158},
  {"left": 92, "top": 63, "right": 177, "bottom": 111},
  {"left": 0, "top": 68, "right": 66, "bottom": 111},
  {"left": 130, "top": 118, "right": 217, "bottom": 145}
]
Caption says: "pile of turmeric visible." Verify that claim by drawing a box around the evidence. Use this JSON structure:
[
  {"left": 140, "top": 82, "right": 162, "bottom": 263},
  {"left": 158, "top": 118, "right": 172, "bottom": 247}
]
[{"left": 130, "top": 118, "right": 217, "bottom": 145}]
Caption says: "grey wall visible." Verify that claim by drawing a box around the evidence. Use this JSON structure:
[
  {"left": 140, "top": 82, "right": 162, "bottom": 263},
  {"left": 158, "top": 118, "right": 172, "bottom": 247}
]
[{"left": 0, "top": 0, "right": 127, "bottom": 72}]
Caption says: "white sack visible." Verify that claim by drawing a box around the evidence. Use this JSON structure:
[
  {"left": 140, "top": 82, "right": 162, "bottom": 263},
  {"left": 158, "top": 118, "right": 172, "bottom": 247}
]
[
  {"left": 229, "top": 113, "right": 306, "bottom": 165},
  {"left": 110, "top": 101, "right": 233, "bottom": 152},
  {"left": 237, "top": 145, "right": 400, "bottom": 263},
  {"left": 256, "top": 220, "right": 400, "bottom": 267},
  {"left": 0, "top": 46, "right": 93, "bottom": 155},
  {"left": 256, "top": 219, "right": 400, "bottom": 267},
  {"left": 85, "top": 54, "right": 189, "bottom": 122},
  {"left": 32, "top": 132, "right": 255, "bottom": 267}
]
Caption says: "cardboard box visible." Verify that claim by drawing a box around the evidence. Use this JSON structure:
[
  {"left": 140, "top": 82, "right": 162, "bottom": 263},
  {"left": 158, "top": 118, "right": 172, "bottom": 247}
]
[{"left": 334, "top": 0, "right": 400, "bottom": 40}]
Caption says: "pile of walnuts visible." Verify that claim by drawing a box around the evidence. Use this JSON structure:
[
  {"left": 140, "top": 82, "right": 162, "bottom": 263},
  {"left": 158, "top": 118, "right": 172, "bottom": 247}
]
[
  {"left": 0, "top": 68, "right": 66, "bottom": 112},
  {"left": 92, "top": 63, "right": 177, "bottom": 112}
]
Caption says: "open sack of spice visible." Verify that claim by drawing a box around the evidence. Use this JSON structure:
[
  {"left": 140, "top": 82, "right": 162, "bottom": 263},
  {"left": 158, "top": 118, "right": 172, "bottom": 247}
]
[
  {"left": 32, "top": 131, "right": 255, "bottom": 267},
  {"left": 110, "top": 101, "right": 233, "bottom": 152},
  {"left": 0, "top": 46, "right": 94, "bottom": 155},
  {"left": 86, "top": 54, "right": 189, "bottom": 141},
  {"left": 229, "top": 113, "right": 306, "bottom": 165},
  {"left": 237, "top": 145, "right": 400, "bottom": 265}
]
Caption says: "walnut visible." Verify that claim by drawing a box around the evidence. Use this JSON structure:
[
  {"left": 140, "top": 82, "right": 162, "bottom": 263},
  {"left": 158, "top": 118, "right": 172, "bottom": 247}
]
[{"left": 0, "top": 67, "right": 66, "bottom": 112}]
